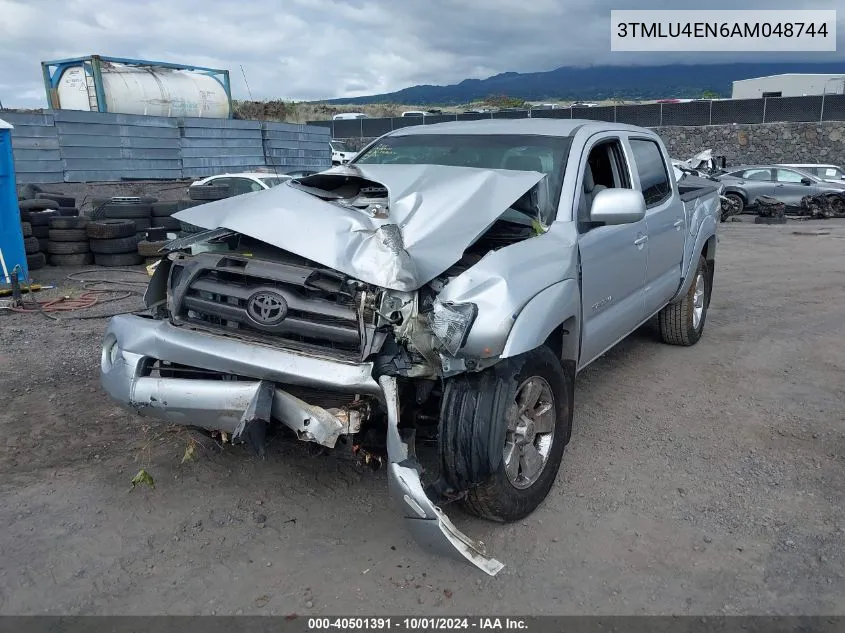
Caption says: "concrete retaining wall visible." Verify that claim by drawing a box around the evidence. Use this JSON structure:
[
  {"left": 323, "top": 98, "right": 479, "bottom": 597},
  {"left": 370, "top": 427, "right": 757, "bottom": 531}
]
[{"left": 342, "top": 121, "right": 845, "bottom": 167}]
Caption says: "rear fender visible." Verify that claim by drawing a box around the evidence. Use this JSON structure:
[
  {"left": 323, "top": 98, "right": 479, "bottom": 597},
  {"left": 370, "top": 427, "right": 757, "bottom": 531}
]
[{"left": 672, "top": 220, "right": 716, "bottom": 303}]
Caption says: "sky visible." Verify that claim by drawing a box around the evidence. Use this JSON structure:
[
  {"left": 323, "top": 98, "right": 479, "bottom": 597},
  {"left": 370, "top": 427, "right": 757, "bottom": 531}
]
[{"left": 0, "top": 0, "right": 842, "bottom": 108}]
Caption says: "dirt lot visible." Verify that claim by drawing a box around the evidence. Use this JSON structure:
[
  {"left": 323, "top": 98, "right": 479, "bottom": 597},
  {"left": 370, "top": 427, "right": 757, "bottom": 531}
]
[{"left": 1, "top": 220, "right": 843, "bottom": 616}]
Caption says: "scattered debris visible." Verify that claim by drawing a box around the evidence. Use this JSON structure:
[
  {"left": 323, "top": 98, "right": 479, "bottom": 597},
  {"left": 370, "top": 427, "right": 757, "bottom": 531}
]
[{"left": 130, "top": 469, "right": 155, "bottom": 490}]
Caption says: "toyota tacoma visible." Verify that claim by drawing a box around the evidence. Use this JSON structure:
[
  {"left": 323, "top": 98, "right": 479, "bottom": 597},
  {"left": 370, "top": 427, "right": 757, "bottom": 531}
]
[{"left": 101, "top": 119, "right": 721, "bottom": 575}]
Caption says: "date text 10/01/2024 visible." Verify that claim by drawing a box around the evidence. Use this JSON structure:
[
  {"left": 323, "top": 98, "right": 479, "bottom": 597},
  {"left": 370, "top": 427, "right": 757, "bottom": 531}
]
[{"left": 307, "top": 618, "right": 529, "bottom": 630}]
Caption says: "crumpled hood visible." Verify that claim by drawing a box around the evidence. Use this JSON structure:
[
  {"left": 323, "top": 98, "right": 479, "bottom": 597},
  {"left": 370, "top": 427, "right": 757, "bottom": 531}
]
[{"left": 173, "top": 164, "right": 544, "bottom": 291}]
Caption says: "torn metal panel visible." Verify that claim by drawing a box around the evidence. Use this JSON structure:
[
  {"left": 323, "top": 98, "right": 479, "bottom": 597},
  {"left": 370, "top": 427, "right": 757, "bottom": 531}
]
[
  {"left": 380, "top": 375, "right": 505, "bottom": 576},
  {"left": 436, "top": 223, "right": 579, "bottom": 359},
  {"left": 173, "top": 164, "right": 544, "bottom": 292}
]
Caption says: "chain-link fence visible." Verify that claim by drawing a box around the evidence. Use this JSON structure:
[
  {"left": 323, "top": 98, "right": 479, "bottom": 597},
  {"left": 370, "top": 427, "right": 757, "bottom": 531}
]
[{"left": 309, "top": 94, "right": 845, "bottom": 138}]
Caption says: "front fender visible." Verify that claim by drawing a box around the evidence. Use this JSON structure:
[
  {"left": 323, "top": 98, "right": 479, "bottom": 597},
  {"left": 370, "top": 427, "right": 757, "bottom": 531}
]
[
  {"left": 672, "top": 217, "right": 716, "bottom": 303},
  {"left": 500, "top": 279, "right": 580, "bottom": 359}
]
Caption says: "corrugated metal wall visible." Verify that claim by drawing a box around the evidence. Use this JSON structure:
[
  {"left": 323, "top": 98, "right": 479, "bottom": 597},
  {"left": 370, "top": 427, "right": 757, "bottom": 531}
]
[
  {"left": 2, "top": 112, "right": 63, "bottom": 184},
  {"left": 0, "top": 110, "right": 331, "bottom": 184},
  {"left": 181, "top": 118, "right": 265, "bottom": 178}
]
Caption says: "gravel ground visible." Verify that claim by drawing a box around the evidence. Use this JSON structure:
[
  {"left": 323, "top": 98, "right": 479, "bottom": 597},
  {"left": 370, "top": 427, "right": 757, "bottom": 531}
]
[{"left": 0, "top": 220, "right": 843, "bottom": 616}]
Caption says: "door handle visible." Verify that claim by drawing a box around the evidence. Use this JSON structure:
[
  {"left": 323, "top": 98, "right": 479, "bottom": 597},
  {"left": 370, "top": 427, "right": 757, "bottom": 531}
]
[
  {"left": 633, "top": 235, "right": 648, "bottom": 247},
  {"left": 673, "top": 219, "right": 684, "bottom": 229}
]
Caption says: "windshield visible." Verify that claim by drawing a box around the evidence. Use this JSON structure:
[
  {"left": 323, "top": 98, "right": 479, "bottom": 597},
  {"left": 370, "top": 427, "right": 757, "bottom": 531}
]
[
  {"left": 331, "top": 141, "right": 352, "bottom": 152},
  {"left": 352, "top": 133, "right": 572, "bottom": 221},
  {"left": 259, "top": 177, "right": 288, "bottom": 188}
]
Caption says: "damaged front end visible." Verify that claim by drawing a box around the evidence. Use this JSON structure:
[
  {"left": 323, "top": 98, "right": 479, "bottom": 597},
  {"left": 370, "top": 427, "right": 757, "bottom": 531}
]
[{"left": 104, "top": 165, "right": 559, "bottom": 575}]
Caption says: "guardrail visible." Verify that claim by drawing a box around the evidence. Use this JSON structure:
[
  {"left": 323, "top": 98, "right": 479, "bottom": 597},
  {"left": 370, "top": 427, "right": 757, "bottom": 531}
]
[{"left": 308, "top": 94, "right": 845, "bottom": 138}]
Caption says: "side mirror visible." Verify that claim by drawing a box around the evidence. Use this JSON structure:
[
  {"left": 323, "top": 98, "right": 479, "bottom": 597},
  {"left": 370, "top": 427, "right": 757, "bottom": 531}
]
[
  {"left": 589, "top": 188, "right": 647, "bottom": 225},
  {"left": 801, "top": 178, "right": 812, "bottom": 185}
]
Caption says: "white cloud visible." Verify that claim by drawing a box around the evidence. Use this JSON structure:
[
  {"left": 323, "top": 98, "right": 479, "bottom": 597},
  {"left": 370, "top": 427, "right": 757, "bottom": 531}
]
[{"left": 0, "top": 0, "right": 842, "bottom": 107}]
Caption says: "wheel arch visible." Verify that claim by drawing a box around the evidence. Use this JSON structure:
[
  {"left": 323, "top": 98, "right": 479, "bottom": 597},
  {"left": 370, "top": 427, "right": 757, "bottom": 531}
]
[{"left": 499, "top": 279, "right": 581, "bottom": 362}]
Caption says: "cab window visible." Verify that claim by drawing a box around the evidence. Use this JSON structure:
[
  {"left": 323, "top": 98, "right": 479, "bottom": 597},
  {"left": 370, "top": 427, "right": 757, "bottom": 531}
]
[{"left": 629, "top": 139, "right": 670, "bottom": 208}]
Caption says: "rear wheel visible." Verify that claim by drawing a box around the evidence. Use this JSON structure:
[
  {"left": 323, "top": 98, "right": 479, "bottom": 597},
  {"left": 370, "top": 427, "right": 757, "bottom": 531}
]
[{"left": 658, "top": 256, "right": 710, "bottom": 346}]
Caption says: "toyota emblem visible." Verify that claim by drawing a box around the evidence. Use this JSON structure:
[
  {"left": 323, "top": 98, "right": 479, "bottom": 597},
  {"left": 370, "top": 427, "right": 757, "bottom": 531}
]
[{"left": 246, "top": 290, "right": 288, "bottom": 326}]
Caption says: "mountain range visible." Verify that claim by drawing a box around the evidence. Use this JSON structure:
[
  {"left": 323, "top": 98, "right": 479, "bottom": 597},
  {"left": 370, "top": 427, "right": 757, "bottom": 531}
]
[{"left": 322, "top": 62, "right": 844, "bottom": 105}]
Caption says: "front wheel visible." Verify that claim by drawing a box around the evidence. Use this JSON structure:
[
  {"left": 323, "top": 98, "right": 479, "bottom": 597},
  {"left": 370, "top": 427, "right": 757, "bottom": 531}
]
[{"left": 437, "top": 346, "right": 573, "bottom": 523}]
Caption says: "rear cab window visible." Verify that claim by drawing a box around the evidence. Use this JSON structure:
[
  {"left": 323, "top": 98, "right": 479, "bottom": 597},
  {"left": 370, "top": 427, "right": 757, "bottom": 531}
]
[{"left": 628, "top": 138, "right": 671, "bottom": 207}]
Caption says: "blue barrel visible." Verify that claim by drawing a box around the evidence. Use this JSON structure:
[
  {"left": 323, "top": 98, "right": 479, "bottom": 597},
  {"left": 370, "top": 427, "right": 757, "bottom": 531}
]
[{"left": 0, "top": 118, "right": 28, "bottom": 285}]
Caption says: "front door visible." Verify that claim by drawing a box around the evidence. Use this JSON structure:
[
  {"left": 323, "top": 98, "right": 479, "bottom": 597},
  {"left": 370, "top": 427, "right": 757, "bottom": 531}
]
[
  {"left": 773, "top": 168, "right": 821, "bottom": 206},
  {"left": 576, "top": 136, "right": 648, "bottom": 368}
]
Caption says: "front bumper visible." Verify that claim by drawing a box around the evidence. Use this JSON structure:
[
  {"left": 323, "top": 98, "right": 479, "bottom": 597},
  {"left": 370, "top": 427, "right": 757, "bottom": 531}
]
[{"left": 101, "top": 314, "right": 504, "bottom": 575}]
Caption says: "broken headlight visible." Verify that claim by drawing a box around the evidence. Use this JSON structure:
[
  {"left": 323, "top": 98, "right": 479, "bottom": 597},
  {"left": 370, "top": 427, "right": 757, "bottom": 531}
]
[{"left": 430, "top": 301, "right": 477, "bottom": 356}]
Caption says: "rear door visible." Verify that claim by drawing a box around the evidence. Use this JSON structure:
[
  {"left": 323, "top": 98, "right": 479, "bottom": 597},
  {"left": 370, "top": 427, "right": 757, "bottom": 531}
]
[
  {"left": 626, "top": 136, "right": 685, "bottom": 316},
  {"left": 576, "top": 134, "right": 648, "bottom": 368}
]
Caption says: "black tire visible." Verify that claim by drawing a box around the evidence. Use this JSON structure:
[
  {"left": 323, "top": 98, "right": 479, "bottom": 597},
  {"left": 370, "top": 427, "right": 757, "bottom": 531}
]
[
  {"left": 724, "top": 193, "right": 744, "bottom": 214},
  {"left": 103, "top": 203, "right": 153, "bottom": 219},
  {"left": 133, "top": 218, "right": 152, "bottom": 231},
  {"left": 32, "top": 225, "right": 50, "bottom": 238},
  {"left": 659, "top": 255, "right": 711, "bottom": 346},
  {"left": 37, "top": 193, "right": 76, "bottom": 207},
  {"left": 47, "top": 241, "right": 90, "bottom": 255},
  {"left": 90, "top": 235, "right": 140, "bottom": 254},
  {"left": 87, "top": 219, "right": 136, "bottom": 239},
  {"left": 50, "top": 253, "right": 94, "bottom": 267},
  {"left": 21, "top": 183, "right": 43, "bottom": 200},
  {"left": 437, "top": 346, "right": 573, "bottom": 523},
  {"left": 24, "top": 236, "right": 41, "bottom": 254},
  {"left": 138, "top": 240, "right": 170, "bottom": 257},
  {"left": 37, "top": 238, "right": 49, "bottom": 252},
  {"left": 57, "top": 206, "right": 80, "bottom": 217},
  {"left": 143, "top": 227, "right": 169, "bottom": 241},
  {"left": 26, "top": 252, "right": 46, "bottom": 270},
  {"left": 151, "top": 215, "right": 180, "bottom": 229},
  {"left": 152, "top": 201, "right": 180, "bottom": 217},
  {"left": 50, "top": 216, "right": 89, "bottom": 230},
  {"left": 189, "top": 184, "right": 230, "bottom": 201},
  {"left": 27, "top": 210, "right": 59, "bottom": 226},
  {"left": 20, "top": 222, "right": 32, "bottom": 237},
  {"left": 48, "top": 228, "right": 88, "bottom": 242},
  {"left": 94, "top": 252, "right": 143, "bottom": 267},
  {"left": 19, "top": 198, "right": 59, "bottom": 211}
]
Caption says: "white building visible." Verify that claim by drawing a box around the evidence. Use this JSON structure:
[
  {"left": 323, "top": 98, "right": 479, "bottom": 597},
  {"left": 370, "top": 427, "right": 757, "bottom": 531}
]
[{"left": 732, "top": 74, "right": 845, "bottom": 99}]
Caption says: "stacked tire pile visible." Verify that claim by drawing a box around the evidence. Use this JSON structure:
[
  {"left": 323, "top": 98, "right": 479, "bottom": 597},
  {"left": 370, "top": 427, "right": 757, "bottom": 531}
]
[
  {"left": 180, "top": 183, "right": 231, "bottom": 234},
  {"left": 18, "top": 199, "right": 59, "bottom": 271},
  {"left": 89, "top": 198, "right": 154, "bottom": 266},
  {"left": 138, "top": 226, "right": 174, "bottom": 266},
  {"left": 47, "top": 216, "right": 93, "bottom": 266},
  {"left": 87, "top": 219, "right": 143, "bottom": 267}
]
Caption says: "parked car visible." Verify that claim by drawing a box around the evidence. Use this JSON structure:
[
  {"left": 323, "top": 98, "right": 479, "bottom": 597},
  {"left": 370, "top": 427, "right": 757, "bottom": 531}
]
[
  {"left": 102, "top": 119, "right": 720, "bottom": 576},
  {"left": 330, "top": 139, "right": 357, "bottom": 165},
  {"left": 572, "top": 101, "right": 599, "bottom": 108},
  {"left": 401, "top": 110, "right": 427, "bottom": 118},
  {"left": 777, "top": 163, "right": 845, "bottom": 183},
  {"left": 332, "top": 113, "right": 368, "bottom": 120},
  {"left": 189, "top": 172, "right": 291, "bottom": 196},
  {"left": 716, "top": 165, "right": 845, "bottom": 212}
]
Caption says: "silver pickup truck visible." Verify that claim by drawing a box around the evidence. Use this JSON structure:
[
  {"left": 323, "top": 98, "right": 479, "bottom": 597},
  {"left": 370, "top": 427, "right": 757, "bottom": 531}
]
[{"left": 101, "top": 119, "right": 721, "bottom": 575}]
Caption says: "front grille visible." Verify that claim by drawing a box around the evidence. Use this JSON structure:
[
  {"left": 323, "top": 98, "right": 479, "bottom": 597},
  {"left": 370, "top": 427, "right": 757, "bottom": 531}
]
[{"left": 169, "top": 252, "right": 363, "bottom": 358}]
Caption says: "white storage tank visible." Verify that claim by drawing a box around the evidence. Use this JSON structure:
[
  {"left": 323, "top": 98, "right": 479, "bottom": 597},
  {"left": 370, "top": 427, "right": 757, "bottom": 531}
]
[{"left": 45, "top": 56, "right": 232, "bottom": 118}]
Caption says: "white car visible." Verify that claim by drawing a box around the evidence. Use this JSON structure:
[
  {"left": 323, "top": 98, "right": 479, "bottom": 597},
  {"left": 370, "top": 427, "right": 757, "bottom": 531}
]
[
  {"left": 330, "top": 140, "right": 357, "bottom": 165},
  {"left": 332, "top": 112, "right": 368, "bottom": 120},
  {"left": 190, "top": 172, "right": 291, "bottom": 196},
  {"left": 778, "top": 164, "right": 845, "bottom": 183}
]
